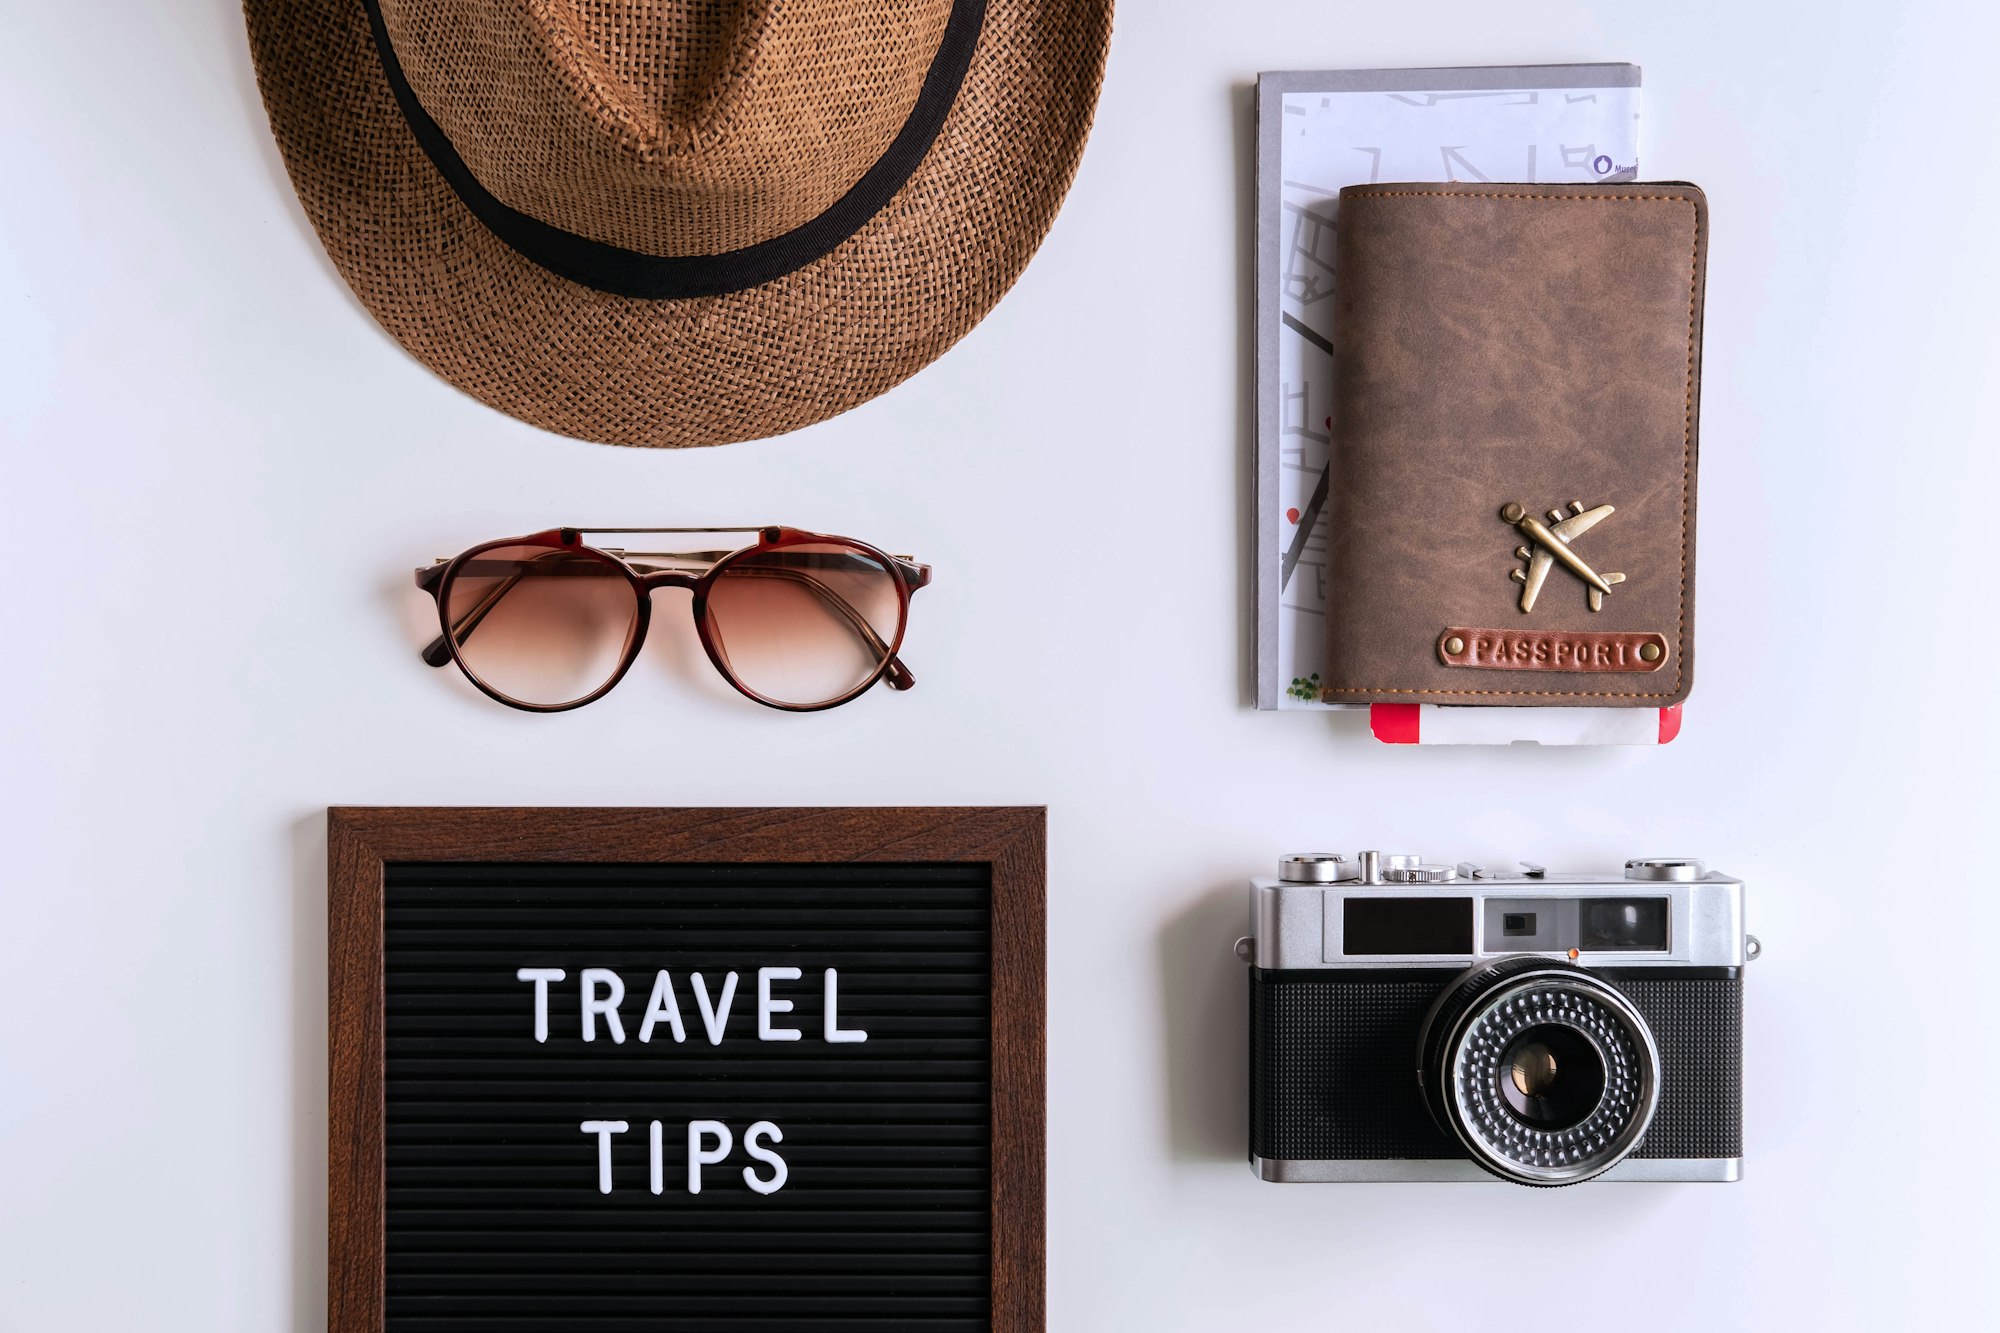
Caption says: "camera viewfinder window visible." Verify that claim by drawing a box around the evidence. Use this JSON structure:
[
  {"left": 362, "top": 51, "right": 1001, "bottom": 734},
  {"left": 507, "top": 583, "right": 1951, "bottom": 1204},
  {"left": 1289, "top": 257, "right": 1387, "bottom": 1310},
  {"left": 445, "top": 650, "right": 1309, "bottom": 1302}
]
[
  {"left": 1343, "top": 898, "right": 1474, "bottom": 954},
  {"left": 1579, "top": 898, "right": 1670, "bottom": 951}
]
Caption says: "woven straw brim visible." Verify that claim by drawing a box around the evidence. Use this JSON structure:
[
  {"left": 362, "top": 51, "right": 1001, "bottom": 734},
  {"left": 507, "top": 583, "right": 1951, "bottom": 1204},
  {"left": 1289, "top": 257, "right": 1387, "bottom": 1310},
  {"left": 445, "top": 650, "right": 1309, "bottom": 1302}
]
[{"left": 244, "top": 1, "right": 1112, "bottom": 448}]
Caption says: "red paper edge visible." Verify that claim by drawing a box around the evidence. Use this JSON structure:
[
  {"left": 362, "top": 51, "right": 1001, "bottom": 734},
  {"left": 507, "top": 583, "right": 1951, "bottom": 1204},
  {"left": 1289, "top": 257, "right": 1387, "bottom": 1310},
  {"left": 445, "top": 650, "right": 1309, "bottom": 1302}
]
[
  {"left": 1370, "top": 702, "right": 1683, "bottom": 745},
  {"left": 1371, "top": 703, "right": 1422, "bottom": 744}
]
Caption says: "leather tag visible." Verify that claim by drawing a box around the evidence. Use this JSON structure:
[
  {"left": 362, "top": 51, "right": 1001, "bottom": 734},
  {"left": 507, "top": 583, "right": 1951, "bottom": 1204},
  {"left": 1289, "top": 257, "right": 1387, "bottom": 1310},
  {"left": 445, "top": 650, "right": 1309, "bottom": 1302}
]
[{"left": 1437, "top": 628, "right": 1669, "bottom": 673}]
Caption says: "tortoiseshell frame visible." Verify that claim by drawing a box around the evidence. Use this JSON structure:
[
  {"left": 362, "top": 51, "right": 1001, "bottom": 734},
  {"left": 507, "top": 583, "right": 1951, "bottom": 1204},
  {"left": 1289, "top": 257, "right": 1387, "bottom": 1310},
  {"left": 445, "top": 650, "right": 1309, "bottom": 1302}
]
[{"left": 414, "top": 526, "right": 931, "bottom": 713}]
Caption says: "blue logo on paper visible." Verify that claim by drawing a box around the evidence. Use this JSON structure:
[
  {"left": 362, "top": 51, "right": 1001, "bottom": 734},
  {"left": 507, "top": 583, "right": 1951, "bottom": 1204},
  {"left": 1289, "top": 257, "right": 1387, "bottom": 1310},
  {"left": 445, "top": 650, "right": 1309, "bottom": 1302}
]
[{"left": 1592, "top": 154, "right": 1613, "bottom": 175}]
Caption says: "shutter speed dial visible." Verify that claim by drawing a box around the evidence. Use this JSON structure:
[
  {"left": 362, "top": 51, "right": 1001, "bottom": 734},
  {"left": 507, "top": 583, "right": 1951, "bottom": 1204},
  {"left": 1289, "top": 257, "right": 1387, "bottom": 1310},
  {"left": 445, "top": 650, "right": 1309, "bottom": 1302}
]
[
  {"left": 1363, "top": 851, "right": 1457, "bottom": 885},
  {"left": 1381, "top": 861, "right": 1457, "bottom": 884},
  {"left": 1277, "top": 854, "right": 1359, "bottom": 884},
  {"left": 1625, "top": 858, "right": 1704, "bottom": 882}
]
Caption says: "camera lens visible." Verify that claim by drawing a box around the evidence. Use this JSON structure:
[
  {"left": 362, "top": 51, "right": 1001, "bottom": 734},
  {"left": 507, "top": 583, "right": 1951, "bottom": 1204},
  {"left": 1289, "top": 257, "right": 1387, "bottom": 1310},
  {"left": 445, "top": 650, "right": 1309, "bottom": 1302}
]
[
  {"left": 1498, "top": 1026, "right": 1606, "bottom": 1131},
  {"left": 1416, "top": 959, "right": 1658, "bottom": 1186}
]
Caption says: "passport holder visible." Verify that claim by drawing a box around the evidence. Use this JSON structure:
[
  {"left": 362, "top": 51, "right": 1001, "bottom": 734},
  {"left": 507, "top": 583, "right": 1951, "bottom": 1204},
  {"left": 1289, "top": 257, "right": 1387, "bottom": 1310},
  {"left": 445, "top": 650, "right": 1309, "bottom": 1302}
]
[{"left": 1321, "top": 181, "right": 1707, "bottom": 707}]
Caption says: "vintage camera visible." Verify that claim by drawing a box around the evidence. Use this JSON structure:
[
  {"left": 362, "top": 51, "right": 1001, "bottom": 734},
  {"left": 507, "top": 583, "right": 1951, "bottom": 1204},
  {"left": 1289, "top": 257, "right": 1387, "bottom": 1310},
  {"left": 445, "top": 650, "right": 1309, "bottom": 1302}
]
[{"left": 1241, "top": 852, "right": 1756, "bottom": 1186}]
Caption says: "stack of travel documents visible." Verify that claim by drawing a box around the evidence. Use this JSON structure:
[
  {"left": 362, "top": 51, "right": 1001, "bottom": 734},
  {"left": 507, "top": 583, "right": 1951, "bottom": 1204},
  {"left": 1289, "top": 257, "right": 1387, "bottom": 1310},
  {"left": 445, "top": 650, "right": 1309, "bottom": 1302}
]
[{"left": 1252, "top": 64, "right": 1673, "bottom": 744}]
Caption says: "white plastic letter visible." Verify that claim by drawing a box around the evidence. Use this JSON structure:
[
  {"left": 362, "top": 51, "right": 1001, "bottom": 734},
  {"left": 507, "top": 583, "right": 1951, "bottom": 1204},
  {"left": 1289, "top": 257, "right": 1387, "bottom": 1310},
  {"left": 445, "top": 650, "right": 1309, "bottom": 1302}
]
[
  {"left": 580, "top": 1120, "right": 628, "bottom": 1194},
  {"left": 758, "top": 966, "right": 802, "bottom": 1041},
  {"left": 638, "top": 970, "right": 686, "bottom": 1044},
  {"left": 824, "top": 968, "right": 868, "bottom": 1044},
  {"left": 687, "top": 1120, "right": 732, "bottom": 1195},
  {"left": 691, "top": 971, "right": 738, "bottom": 1046},
  {"left": 649, "top": 1120, "right": 665, "bottom": 1195},
  {"left": 580, "top": 968, "right": 627, "bottom": 1044},
  {"left": 516, "top": 968, "right": 566, "bottom": 1043},
  {"left": 742, "top": 1121, "right": 788, "bottom": 1196}
]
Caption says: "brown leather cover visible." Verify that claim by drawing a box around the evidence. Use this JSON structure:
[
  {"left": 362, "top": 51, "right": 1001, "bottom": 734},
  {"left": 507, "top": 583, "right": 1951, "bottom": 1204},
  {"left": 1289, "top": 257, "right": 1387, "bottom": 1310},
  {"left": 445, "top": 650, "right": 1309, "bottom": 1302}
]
[{"left": 1322, "top": 182, "right": 1706, "bottom": 707}]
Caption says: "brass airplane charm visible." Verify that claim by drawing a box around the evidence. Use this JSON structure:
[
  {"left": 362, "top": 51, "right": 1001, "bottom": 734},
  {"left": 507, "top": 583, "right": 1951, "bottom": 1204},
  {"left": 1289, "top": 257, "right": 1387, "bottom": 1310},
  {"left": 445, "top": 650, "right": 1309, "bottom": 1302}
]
[{"left": 1502, "top": 500, "right": 1626, "bottom": 613}]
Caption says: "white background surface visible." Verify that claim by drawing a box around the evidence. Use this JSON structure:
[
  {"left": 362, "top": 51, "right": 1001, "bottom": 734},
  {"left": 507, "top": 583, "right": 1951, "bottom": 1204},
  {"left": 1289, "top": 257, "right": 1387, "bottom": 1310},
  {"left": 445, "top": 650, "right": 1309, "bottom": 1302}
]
[{"left": 4, "top": 2, "right": 1997, "bottom": 1329}]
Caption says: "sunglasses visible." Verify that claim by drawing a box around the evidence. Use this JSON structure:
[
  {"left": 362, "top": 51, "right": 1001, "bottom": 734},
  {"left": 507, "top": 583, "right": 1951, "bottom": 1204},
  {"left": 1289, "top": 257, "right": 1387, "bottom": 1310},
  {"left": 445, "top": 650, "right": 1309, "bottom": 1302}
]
[{"left": 415, "top": 527, "right": 930, "bottom": 712}]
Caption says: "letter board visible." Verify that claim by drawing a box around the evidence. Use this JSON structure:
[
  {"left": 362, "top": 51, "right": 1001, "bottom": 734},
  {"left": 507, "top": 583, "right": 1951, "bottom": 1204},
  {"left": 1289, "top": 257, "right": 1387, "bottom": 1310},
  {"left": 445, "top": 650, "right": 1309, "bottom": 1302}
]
[{"left": 328, "top": 807, "right": 1046, "bottom": 1333}]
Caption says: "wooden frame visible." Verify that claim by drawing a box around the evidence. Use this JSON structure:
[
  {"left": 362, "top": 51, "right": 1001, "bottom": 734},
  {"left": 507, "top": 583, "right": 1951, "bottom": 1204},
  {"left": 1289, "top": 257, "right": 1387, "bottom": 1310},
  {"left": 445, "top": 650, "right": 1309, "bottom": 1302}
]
[{"left": 328, "top": 805, "right": 1046, "bottom": 1332}]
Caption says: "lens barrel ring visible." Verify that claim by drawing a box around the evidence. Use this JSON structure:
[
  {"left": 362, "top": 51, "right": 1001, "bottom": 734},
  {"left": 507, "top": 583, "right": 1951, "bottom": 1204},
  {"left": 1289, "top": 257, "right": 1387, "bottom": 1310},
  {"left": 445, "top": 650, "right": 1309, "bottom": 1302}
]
[
  {"left": 1417, "top": 960, "right": 1661, "bottom": 1187},
  {"left": 1456, "top": 988, "right": 1644, "bottom": 1170}
]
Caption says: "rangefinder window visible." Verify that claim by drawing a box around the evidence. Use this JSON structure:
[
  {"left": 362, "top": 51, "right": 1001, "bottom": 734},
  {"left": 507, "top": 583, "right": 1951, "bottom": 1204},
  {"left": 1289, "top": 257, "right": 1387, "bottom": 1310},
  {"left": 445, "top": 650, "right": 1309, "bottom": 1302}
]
[
  {"left": 1343, "top": 897, "right": 1474, "bottom": 954},
  {"left": 1580, "top": 898, "right": 1670, "bottom": 951}
]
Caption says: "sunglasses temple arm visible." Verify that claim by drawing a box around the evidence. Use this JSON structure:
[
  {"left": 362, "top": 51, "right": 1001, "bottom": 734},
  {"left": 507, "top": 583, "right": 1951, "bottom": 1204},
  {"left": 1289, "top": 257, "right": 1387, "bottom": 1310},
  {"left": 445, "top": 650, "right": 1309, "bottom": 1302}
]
[
  {"left": 418, "top": 569, "right": 531, "bottom": 667},
  {"left": 733, "top": 566, "right": 917, "bottom": 691},
  {"left": 419, "top": 549, "right": 625, "bottom": 666}
]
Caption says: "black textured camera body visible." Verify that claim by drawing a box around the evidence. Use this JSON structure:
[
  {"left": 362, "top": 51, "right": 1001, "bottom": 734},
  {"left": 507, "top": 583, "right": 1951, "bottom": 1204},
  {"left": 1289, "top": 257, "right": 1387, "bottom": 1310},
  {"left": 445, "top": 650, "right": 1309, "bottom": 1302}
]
[{"left": 1249, "top": 966, "right": 1742, "bottom": 1166}]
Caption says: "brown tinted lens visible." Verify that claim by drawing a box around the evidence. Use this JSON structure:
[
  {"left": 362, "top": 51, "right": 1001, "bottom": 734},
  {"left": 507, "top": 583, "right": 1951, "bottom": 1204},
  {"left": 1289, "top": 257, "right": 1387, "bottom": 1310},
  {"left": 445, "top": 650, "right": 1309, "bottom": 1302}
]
[
  {"left": 442, "top": 544, "right": 639, "bottom": 707},
  {"left": 703, "top": 542, "right": 903, "bottom": 706}
]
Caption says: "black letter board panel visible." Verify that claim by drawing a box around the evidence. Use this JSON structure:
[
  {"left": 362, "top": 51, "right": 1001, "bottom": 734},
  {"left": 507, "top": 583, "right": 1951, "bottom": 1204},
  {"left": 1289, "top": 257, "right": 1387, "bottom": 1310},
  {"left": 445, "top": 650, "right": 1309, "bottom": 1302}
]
[
  {"left": 329, "top": 807, "right": 1045, "bottom": 1333},
  {"left": 385, "top": 863, "right": 989, "bottom": 1331}
]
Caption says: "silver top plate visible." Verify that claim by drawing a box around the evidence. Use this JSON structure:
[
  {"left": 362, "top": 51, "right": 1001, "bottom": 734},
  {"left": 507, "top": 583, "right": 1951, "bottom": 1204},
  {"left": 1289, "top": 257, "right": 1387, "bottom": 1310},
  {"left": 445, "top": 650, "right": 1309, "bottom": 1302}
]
[{"left": 1247, "top": 857, "right": 1747, "bottom": 970}]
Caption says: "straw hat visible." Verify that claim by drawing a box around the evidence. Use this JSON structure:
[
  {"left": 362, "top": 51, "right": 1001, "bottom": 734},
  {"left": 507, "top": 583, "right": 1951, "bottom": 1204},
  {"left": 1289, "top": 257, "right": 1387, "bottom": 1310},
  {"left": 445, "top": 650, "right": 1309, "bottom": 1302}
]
[{"left": 243, "top": 1, "right": 1112, "bottom": 447}]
